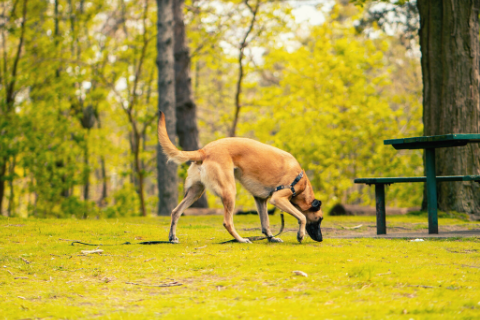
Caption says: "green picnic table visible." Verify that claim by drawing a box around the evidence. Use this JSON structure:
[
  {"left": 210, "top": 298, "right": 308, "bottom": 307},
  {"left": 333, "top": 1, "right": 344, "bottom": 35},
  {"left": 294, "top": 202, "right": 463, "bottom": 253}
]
[{"left": 354, "top": 134, "right": 480, "bottom": 235}]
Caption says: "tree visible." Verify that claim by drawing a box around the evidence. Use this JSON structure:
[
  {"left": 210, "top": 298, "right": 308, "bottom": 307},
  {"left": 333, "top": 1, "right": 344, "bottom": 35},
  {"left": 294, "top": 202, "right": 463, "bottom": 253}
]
[
  {"left": 354, "top": 0, "right": 480, "bottom": 217},
  {"left": 0, "top": 0, "right": 28, "bottom": 216},
  {"left": 416, "top": 0, "right": 480, "bottom": 217},
  {"left": 173, "top": 0, "right": 208, "bottom": 208},
  {"left": 157, "top": 0, "right": 179, "bottom": 215},
  {"left": 99, "top": 0, "right": 159, "bottom": 217},
  {"left": 229, "top": 0, "right": 261, "bottom": 137},
  {"left": 241, "top": 17, "right": 423, "bottom": 209}
]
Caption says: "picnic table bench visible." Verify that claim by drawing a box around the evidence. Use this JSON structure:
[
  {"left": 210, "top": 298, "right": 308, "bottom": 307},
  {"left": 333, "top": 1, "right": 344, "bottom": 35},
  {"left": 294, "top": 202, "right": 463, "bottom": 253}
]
[{"left": 354, "top": 134, "right": 480, "bottom": 235}]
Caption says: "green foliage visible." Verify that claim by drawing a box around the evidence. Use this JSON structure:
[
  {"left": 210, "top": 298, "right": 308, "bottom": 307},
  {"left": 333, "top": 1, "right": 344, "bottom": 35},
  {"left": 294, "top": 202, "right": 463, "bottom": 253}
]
[
  {"left": 238, "top": 7, "right": 423, "bottom": 210},
  {"left": 0, "top": 0, "right": 425, "bottom": 217},
  {"left": 102, "top": 183, "right": 141, "bottom": 218}
]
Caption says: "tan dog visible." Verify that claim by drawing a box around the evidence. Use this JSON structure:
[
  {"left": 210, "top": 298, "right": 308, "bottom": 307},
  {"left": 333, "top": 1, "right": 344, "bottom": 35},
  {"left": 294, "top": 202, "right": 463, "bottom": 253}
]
[{"left": 158, "top": 112, "right": 324, "bottom": 243}]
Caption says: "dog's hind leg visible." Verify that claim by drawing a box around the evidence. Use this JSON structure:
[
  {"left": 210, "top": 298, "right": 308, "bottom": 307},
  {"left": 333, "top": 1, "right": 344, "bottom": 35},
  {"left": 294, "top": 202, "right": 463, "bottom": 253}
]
[
  {"left": 254, "top": 197, "right": 283, "bottom": 243},
  {"left": 222, "top": 191, "right": 251, "bottom": 243},
  {"left": 202, "top": 160, "right": 250, "bottom": 243},
  {"left": 168, "top": 165, "right": 206, "bottom": 243},
  {"left": 168, "top": 182, "right": 205, "bottom": 243}
]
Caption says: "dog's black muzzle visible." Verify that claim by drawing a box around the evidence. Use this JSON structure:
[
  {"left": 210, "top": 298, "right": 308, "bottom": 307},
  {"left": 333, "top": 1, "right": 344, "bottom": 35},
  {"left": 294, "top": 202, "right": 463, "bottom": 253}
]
[{"left": 306, "top": 219, "right": 323, "bottom": 242}]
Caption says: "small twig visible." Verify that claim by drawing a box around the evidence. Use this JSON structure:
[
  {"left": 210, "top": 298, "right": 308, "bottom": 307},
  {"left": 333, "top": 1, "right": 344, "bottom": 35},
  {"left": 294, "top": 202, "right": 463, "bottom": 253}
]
[
  {"left": 81, "top": 249, "right": 104, "bottom": 255},
  {"left": 126, "top": 281, "right": 182, "bottom": 288},
  {"left": 221, "top": 213, "right": 284, "bottom": 244},
  {"left": 407, "top": 285, "right": 434, "bottom": 289},
  {"left": 335, "top": 224, "right": 363, "bottom": 230},
  {"left": 20, "top": 257, "right": 30, "bottom": 264}
]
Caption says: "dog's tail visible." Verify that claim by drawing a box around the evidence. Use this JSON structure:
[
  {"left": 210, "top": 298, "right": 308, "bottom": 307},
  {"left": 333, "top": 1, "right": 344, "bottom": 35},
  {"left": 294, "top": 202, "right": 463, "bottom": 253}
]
[{"left": 157, "top": 111, "right": 205, "bottom": 164}]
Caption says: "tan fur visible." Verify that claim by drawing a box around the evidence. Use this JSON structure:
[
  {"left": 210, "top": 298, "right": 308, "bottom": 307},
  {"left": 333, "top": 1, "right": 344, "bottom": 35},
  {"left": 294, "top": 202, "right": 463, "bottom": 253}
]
[{"left": 157, "top": 112, "right": 323, "bottom": 243}]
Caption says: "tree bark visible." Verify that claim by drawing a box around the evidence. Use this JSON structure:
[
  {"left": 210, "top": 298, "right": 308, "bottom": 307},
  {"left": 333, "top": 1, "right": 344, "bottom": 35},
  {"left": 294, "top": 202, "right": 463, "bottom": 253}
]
[
  {"left": 7, "top": 156, "right": 16, "bottom": 217},
  {"left": 0, "top": 163, "right": 6, "bottom": 216},
  {"left": 157, "top": 0, "right": 179, "bottom": 216},
  {"left": 417, "top": 0, "right": 480, "bottom": 217},
  {"left": 173, "top": 0, "right": 208, "bottom": 208}
]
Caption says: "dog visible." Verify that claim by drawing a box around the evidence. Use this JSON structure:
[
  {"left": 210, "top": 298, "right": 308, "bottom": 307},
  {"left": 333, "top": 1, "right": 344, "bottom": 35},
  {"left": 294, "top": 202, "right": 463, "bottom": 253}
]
[{"left": 157, "top": 112, "right": 324, "bottom": 243}]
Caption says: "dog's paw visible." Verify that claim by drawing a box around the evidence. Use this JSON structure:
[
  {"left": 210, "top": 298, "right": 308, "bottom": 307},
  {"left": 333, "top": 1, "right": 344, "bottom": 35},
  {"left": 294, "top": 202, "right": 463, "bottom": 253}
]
[
  {"left": 268, "top": 237, "right": 283, "bottom": 243},
  {"left": 169, "top": 238, "right": 180, "bottom": 244},
  {"left": 297, "top": 232, "right": 305, "bottom": 243},
  {"left": 239, "top": 238, "right": 252, "bottom": 243}
]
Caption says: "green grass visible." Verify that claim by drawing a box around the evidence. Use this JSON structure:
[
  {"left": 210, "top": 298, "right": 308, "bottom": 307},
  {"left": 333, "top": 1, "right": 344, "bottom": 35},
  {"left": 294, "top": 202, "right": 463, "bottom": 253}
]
[{"left": 1, "top": 214, "right": 480, "bottom": 319}]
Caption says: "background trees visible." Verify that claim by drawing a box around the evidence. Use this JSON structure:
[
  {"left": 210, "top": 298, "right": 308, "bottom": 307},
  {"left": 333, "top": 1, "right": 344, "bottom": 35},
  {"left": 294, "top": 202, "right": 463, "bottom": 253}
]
[
  {"left": 355, "top": 0, "right": 480, "bottom": 218},
  {"left": 0, "top": 0, "right": 437, "bottom": 217}
]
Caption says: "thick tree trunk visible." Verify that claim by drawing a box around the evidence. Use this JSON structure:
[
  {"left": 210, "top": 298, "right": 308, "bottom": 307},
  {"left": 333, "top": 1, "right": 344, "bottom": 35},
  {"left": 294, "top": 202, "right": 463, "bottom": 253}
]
[
  {"left": 157, "top": 0, "right": 179, "bottom": 216},
  {"left": 173, "top": 0, "right": 208, "bottom": 208},
  {"left": 418, "top": 0, "right": 480, "bottom": 218}
]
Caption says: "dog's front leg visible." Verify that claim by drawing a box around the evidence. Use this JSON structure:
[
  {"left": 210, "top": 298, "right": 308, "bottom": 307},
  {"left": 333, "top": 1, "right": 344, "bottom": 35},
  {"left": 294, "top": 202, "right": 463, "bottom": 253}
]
[
  {"left": 254, "top": 197, "right": 283, "bottom": 243},
  {"left": 270, "top": 190, "right": 306, "bottom": 243}
]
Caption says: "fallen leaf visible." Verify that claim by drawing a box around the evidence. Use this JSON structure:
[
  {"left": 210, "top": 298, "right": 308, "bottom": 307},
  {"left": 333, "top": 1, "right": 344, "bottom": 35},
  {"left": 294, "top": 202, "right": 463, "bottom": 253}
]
[
  {"left": 292, "top": 270, "right": 308, "bottom": 277},
  {"left": 81, "top": 249, "right": 104, "bottom": 255}
]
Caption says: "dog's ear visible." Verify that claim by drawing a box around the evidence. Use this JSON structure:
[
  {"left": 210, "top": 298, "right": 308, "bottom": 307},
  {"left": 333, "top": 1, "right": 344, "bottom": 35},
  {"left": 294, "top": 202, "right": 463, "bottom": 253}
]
[{"left": 311, "top": 199, "right": 322, "bottom": 212}]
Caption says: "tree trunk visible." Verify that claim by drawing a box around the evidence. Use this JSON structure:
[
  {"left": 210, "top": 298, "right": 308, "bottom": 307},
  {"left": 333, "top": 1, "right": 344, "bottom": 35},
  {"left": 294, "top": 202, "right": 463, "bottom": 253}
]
[
  {"left": 7, "top": 156, "right": 16, "bottom": 217},
  {"left": 229, "top": 0, "right": 260, "bottom": 137},
  {"left": 100, "top": 155, "right": 108, "bottom": 206},
  {"left": 133, "top": 140, "right": 147, "bottom": 217},
  {"left": 417, "top": 0, "right": 480, "bottom": 218},
  {"left": 157, "top": 0, "right": 179, "bottom": 216},
  {"left": 0, "top": 162, "right": 6, "bottom": 216},
  {"left": 96, "top": 116, "right": 108, "bottom": 207},
  {"left": 173, "top": 0, "right": 208, "bottom": 208},
  {"left": 83, "top": 137, "right": 90, "bottom": 202}
]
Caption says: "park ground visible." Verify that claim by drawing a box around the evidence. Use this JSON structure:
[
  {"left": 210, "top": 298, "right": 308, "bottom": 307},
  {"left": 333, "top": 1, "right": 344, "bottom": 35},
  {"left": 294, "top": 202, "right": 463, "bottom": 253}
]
[{"left": 1, "top": 214, "right": 480, "bottom": 319}]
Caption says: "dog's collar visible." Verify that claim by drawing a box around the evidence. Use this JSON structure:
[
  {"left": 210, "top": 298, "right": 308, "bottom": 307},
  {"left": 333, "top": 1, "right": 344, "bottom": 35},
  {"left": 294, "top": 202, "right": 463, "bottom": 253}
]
[{"left": 271, "top": 171, "right": 304, "bottom": 197}]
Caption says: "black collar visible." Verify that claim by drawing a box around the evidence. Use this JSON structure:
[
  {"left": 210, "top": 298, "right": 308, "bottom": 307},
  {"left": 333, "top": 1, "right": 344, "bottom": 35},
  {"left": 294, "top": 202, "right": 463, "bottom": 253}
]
[{"left": 270, "top": 171, "right": 304, "bottom": 197}]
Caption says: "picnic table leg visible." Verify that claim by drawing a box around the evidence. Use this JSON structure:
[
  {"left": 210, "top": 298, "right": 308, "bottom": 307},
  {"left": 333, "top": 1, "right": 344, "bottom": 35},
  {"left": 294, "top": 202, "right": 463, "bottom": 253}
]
[
  {"left": 425, "top": 148, "right": 438, "bottom": 234},
  {"left": 375, "top": 184, "right": 386, "bottom": 235}
]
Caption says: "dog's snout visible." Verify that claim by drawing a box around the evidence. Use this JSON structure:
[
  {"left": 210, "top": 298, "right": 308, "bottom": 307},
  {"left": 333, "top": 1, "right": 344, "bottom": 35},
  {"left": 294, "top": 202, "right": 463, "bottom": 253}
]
[{"left": 306, "top": 221, "right": 323, "bottom": 242}]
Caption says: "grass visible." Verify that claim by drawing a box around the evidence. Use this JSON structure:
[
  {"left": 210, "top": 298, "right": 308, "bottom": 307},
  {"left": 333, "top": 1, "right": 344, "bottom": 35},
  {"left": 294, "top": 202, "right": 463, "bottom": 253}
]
[{"left": 1, "top": 214, "right": 480, "bottom": 319}]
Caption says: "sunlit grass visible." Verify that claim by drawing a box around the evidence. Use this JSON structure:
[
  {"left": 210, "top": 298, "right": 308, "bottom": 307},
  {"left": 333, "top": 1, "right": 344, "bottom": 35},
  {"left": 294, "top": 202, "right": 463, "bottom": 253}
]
[{"left": 1, "top": 215, "right": 479, "bottom": 319}]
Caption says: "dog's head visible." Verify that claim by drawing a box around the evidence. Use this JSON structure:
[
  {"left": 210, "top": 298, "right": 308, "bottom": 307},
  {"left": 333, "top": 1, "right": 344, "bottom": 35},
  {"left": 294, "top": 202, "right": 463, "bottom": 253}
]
[{"left": 291, "top": 177, "right": 324, "bottom": 242}]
